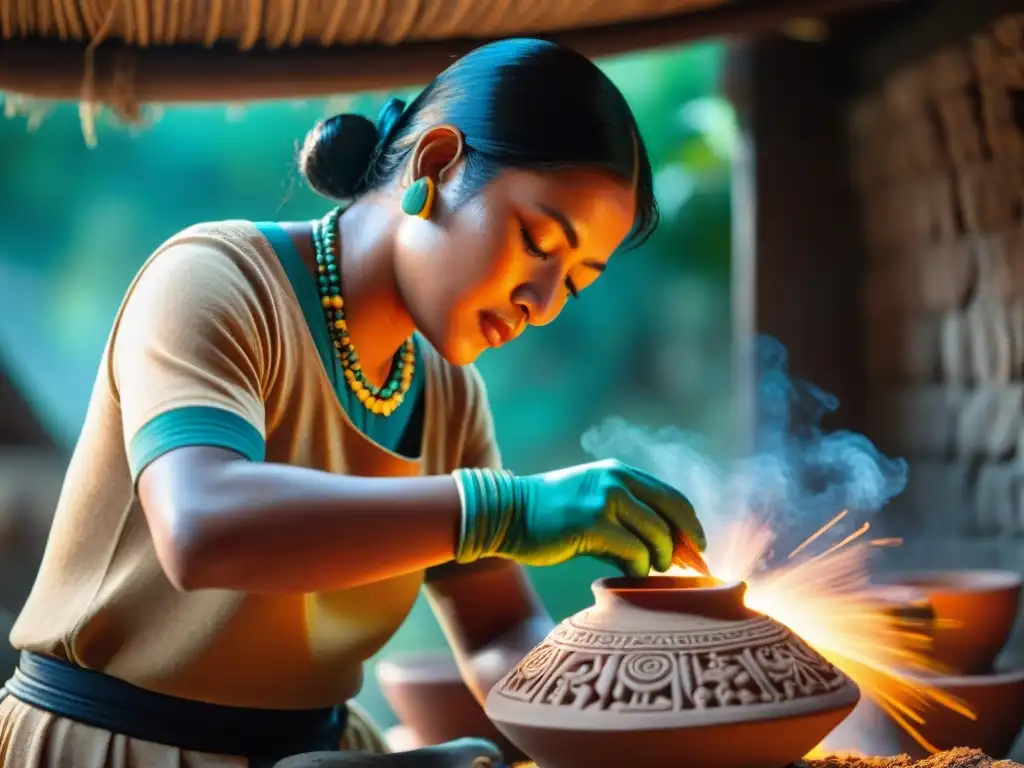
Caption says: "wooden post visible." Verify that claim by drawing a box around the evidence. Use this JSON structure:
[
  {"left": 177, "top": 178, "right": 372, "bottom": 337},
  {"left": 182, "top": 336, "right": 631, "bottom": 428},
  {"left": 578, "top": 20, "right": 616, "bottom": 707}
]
[{"left": 727, "top": 36, "right": 866, "bottom": 440}]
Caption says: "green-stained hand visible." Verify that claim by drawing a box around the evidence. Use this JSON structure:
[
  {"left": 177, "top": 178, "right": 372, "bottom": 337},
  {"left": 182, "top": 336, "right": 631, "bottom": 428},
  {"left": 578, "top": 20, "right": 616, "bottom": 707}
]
[{"left": 453, "top": 459, "right": 705, "bottom": 578}]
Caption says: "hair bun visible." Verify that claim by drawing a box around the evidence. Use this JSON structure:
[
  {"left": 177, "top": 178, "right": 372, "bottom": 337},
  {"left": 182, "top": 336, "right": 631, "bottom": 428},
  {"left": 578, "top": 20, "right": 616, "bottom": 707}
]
[
  {"left": 299, "top": 113, "right": 379, "bottom": 201},
  {"left": 376, "top": 98, "right": 407, "bottom": 143}
]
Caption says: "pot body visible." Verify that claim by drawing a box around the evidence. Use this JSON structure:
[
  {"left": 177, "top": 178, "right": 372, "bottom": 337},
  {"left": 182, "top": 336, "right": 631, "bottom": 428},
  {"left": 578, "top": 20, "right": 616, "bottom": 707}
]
[{"left": 485, "top": 576, "right": 860, "bottom": 768}]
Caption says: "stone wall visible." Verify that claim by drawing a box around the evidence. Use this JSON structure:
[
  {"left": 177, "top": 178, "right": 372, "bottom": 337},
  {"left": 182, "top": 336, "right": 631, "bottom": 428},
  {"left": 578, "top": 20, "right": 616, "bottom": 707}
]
[{"left": 852, "top": 13, "right": 1024, "bottom": 550}]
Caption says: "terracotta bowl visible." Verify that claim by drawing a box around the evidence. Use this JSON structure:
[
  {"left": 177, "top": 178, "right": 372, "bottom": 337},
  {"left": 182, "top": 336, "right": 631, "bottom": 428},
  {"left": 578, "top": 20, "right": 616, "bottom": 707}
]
[
  {"left": 896, "top": 667, "right": 1024, "bottom": 759},
  {"left": 375, "top": 649, "right": 525, "bottom": 760},
  {"left": 485, "top": 576, "right": 860, "bottom": 768},
  {"left": 881, "top": 570, "right": 1023, "bottom": 675}
]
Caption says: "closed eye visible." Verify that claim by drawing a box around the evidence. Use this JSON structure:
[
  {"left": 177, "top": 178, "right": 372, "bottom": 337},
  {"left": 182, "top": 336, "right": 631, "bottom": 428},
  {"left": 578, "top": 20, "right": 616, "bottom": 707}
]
[
  {"left": 519, "top": 221, "right": 580, "bottom": 300},
  {"left": 519, "top": 224, "right": 548, "bottom": 260}
]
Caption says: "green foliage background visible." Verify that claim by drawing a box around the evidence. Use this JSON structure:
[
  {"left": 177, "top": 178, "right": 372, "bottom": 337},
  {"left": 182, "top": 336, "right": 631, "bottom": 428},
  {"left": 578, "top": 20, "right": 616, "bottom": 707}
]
[{"left": 0, "top": 42, "right": 734, "bottom": 727}]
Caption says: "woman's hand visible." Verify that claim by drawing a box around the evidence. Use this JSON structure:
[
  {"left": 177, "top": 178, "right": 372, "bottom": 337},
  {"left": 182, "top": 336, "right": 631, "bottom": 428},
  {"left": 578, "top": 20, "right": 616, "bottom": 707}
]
[
  {"left": 454, "top": 459, "right": 704, "bottom": 577},
  {"left": 273, "top": 737, "right": 504, "bottom": 767}
]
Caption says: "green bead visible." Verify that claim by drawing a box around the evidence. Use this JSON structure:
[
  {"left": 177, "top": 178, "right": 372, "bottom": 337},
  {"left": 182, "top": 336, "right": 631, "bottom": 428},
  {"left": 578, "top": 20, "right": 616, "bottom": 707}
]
[{"left": 401, "top": 177, "right": 432, "bottom": 217}]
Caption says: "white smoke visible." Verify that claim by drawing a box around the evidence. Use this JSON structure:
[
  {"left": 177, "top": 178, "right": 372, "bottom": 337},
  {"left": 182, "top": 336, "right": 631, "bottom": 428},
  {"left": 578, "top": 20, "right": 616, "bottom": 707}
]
[{"left": 580, "top": 335, "right": 908, "bottom": 567}]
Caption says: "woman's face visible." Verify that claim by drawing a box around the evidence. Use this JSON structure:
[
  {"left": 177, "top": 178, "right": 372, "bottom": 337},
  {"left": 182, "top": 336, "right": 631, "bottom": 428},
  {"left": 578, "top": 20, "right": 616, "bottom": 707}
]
[{"left": 393, "top": 161, "right": 637, "bottom": 366}]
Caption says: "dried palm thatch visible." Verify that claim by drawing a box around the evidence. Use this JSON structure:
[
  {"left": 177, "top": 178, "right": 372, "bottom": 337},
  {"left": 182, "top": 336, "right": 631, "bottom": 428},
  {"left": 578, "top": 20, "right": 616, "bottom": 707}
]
[{"left": 0, "top": 0, "right": 891, "bottom": 111}]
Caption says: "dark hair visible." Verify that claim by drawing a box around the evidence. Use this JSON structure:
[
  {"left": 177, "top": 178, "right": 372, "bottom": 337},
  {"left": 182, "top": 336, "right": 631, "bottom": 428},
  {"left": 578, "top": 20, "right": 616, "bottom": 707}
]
[{"left": 299, "top": 38, "right": 659, "bottom": 248}]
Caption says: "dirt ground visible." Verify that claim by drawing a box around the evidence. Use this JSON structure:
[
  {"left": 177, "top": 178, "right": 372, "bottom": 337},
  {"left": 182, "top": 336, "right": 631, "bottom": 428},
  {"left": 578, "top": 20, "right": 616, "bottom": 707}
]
[{"left": 800, "top": 749, "right": 1023, "bottom": 768}]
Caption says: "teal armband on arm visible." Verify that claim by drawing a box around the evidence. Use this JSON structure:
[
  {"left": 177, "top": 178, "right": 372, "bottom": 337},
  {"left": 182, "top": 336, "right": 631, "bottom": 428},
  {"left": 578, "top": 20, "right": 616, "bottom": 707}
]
[{"left": 451, "top": 467, "right": 519, "bottom": 563}]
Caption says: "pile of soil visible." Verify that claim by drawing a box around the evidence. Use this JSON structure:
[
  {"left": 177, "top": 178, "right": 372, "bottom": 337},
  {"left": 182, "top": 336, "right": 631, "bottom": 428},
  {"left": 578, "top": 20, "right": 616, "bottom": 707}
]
[
  {"left": 509, "top": 751, "right": 1023, "bottom": 768},
  {"left": 800, "top": 749, "right": 1023, "bottom": 768}
]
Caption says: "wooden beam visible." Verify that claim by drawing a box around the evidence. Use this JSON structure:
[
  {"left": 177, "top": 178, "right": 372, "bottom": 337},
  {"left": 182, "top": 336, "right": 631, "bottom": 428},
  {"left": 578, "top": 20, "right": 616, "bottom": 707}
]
[{"left": 0, "top": 0, "right": 898, "bottom": 106}]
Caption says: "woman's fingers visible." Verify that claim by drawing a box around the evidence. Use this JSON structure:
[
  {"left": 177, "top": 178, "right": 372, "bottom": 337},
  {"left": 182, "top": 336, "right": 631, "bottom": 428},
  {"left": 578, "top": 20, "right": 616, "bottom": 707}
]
[
  {"left": 582, "top": 524, "right": 651, "bottom": 578},
  {"left": 620, "top": 467, "right": 706, "bottom": 551},
  {"left": 608, "top": 487, "right": 673, "bottom": 572},
  {"left": 416, "top": 737, "right": 505, "bottom": 767},
  {"left": 272, "top": 738, "right": 503, "bottom": 768}
]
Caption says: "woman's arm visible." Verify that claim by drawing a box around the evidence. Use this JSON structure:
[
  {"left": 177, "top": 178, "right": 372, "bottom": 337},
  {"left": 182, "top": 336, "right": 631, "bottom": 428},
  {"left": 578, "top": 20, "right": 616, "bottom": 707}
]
[
  {"left": 138, "top": 446, "right": 463, "bottom": 593},
  {"left": 116, "top": 234, "right": 464, "bottom": 594},
  {"left": 423, "top": 367, "right": 554, "bottom": 703},
  {"left": 424, "top": 558, "right": 553, "bottom": 703}
]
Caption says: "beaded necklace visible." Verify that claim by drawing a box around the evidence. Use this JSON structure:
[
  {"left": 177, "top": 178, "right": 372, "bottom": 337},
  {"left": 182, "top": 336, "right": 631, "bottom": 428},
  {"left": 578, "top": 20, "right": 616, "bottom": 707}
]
[{"left": 312, "top": 207, "right": 416, "bottom": 417}]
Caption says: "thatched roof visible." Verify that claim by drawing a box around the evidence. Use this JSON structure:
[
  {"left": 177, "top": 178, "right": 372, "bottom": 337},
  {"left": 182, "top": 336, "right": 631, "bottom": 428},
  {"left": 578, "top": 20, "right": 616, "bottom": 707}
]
[{"left": 1, "top": 0, "right": 889, "bottom": 112}]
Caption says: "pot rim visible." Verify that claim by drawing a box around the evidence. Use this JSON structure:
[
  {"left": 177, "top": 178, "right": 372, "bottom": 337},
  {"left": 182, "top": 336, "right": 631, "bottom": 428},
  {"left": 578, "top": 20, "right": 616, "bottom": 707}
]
[
  {"left": 594, "top": 575, "right": 741, "bottom": 593},
  {"left": 591, "top": 575, "right": 750, "bottom": 619},
  {"left": 878, "top": 569, "right": 1023, "bottom": 594},
  {"left": 901, "top": 665, "right": 1024, "bottom": 687},
  {"left": 376, "top": 649, "right": 461, "bottom": 685}
]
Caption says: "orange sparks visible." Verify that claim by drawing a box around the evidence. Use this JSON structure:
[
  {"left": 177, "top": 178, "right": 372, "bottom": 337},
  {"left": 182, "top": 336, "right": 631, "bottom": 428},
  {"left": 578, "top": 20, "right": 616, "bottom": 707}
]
[
  {"left": 812, "top": 521, "right": 870, "bottom": 561},
  {"left": 662, "top": 511, "right": 974, "bottom": 755},
  {"left": 788, "top": 509, "right": 848, "bottom": 559},
  {"left": 870, "top": 537, "right": 903, "bottom": 548}
]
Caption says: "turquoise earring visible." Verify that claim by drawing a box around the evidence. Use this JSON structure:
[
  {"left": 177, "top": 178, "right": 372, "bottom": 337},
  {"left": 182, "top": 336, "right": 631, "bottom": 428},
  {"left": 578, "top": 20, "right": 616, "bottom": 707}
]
[{"left": 401, "top": 176, "right": 436, "bottom": 220}]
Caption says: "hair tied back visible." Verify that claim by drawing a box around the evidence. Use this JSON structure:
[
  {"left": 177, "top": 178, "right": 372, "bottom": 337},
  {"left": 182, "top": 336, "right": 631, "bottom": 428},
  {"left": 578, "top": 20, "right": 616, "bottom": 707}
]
[{"left": 376, "top": 98, "right": 407, "bottom": 146}]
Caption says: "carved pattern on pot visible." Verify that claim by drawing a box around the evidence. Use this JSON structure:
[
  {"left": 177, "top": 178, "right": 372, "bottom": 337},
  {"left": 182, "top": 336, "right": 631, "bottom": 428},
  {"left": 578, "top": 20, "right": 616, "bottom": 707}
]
[{"left": 493, "top": 619, "right": 850, "bottom": 715}]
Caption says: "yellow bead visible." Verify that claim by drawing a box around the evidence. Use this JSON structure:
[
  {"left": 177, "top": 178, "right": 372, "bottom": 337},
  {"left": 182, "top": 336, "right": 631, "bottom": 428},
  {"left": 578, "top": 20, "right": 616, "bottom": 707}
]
[
  {"left": 369, "top": 400, "right": 383, "bottom": 414},
  {"left": 356, "top": 389, "right": 370, "bottom": 403},
  {"left": 318, "top": 265, "right": 326, "bottom": 274},
  {"left": 393, "top": 394, "right": 404, "bottom": 406},
  {"left": 351, "top": 379, "right": 364, "bottom": 392},
  {"left": 351, "top": 362, "right": 361, "bottom": 372},
  {"left": 344, "top": 369, "right": 355, "bottom": 381},
  {"left": 381, "top": 403, "right": 395, "bottom": 417},
  {"left": 331, "top": 296, "right": 344, "bottom": 310},
  {"left": 321, "top": 296, "right": 331, "bottom": 308},
  {"left": 334, "top": 320, "right": 345, "bottom": 330}
]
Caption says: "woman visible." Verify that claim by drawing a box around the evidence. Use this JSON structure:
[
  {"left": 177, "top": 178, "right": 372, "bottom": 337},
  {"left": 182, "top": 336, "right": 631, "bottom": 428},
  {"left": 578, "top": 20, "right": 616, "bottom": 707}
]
[{"left": 0, "top": 38, "right": 705, "bottom": 768}]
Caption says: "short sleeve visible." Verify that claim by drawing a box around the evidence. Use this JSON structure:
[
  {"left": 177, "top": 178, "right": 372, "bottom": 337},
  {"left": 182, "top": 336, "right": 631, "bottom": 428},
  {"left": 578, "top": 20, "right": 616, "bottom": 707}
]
[
  {"left": 112, "top": 234, "right": 272, "bottom": 483},
  {"left": 459, "top": 365, "right": 502, "bottom": 471}
]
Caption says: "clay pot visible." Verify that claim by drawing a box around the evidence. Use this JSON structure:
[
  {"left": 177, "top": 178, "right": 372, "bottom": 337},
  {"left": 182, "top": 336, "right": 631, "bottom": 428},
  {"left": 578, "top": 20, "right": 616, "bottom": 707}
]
[
  {"left": 375, "top": 649, "right": 524, "bottom": 760},
  {"left": 897, "top": 667, "right": 1024, "bottom": 759},
  {"left": 820, "top": 667, "right": 1024, "bottom": 761},
  {"left": 869, "top": 584, "right": 936, "bottom": 623},
  {"left": 882, "top": 570, "right": 1023, "bottom": 674},
  {"left": 485, "top": 576, "right": 861, "bottom": 768}
]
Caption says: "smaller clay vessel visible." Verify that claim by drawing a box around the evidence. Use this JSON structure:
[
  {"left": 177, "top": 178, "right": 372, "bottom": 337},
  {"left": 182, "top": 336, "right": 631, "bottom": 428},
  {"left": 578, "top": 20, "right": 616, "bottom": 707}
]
[
  {"left": 868, "top": 585, "right": 935, "bottom": 623},
  {"left": 375, "top": 649, "right": 524, "bottom": 760},
  {"left": 485, "top": 576, "right": 861, "bottom": 768},
  {"left": 896, "top": 667, "right": 1024, "bottom": 759},
  {"left": 881, "top": 570, "right": 1023, "bottom": 675}
]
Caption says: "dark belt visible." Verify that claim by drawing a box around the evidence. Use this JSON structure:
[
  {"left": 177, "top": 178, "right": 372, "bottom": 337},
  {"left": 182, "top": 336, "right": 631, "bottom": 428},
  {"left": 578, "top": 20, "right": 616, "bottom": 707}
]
[{"left": 4, "top": 652, "right": 348, "bottom": 767}]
